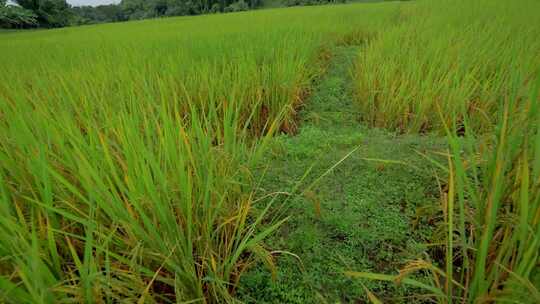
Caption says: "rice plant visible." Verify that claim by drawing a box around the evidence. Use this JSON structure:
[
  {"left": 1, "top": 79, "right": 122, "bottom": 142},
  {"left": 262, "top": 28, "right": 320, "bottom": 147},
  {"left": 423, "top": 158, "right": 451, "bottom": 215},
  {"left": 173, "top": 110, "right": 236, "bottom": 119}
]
[
  {"left": 349, "top": 0, "right": 540, "bottom": 302},
  {"left": 353, "top": 0, "right": 540, "bottom": 134},
  {"left": 0, "top": 3, "right": 399, "bottom": 303}
]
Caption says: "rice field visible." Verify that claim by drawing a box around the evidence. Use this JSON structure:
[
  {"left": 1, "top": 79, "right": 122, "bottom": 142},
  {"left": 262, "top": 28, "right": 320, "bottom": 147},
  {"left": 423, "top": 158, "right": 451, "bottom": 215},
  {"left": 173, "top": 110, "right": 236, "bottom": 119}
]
[
  {"left": 349, "top": 0, "right": 540, "bottom": 302},
  {"left": 353, "top": 0, "right": 540, "bottom": 134},
  {"left": 1, "top": 0, "right": 539, "bottom": 303},
  {"left": 0, "top": 4, "right": 398, "bottom": 303}
]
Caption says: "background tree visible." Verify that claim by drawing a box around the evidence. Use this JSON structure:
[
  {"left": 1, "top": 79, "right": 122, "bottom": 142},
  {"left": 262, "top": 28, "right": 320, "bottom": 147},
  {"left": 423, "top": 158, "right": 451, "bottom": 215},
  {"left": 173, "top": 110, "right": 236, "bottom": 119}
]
[
  {"left": 15, "top": 0, "right": 72, "bottom": 27},
  {"left": 7, "top": 0, "right": 342, "bottom": 29},
  {"left": 71, "top": 4, "right": 126, "bottom": 25},
  {"left": 120, "top": 0, "right": 149, "bottom": 20},
  {"left": 1, "top": 0, "right": 38, "bottom": 28}
]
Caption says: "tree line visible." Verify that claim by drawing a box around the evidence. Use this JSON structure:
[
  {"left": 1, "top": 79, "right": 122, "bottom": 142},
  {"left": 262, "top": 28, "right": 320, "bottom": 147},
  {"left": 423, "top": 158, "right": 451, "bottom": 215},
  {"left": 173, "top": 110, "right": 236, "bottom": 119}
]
[
  {"left": 0, "top": 0, "right": 260, "bottom": 28},
  {"left": 1, "top": 0, "right": 347, "bottom": 29},
  {"left": 71, "top": 0, "right": 263, "bottom": 25}
]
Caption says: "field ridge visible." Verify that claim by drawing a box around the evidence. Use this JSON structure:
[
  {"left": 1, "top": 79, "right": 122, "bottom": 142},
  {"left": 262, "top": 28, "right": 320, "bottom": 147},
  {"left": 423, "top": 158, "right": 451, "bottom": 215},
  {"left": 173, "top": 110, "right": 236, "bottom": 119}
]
[{"left": 239, "top": 44, "right": 445, "bottom": 303}]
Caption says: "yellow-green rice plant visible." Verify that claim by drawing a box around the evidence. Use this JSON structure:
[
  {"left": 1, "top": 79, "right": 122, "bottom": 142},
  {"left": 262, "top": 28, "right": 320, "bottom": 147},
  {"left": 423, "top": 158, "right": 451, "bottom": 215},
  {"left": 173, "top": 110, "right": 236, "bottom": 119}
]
[
  {"left": 353, "top": 0, "right": 540, "bottom": 134},
  {"left": 348, "top": 1, "right": 540, "bottom": 301},
  {"left": 347, "top": 69, "right": 540, "bottom": 304},
  {"left": 0, "top": 3, "right": 400, "bottom": 302}
]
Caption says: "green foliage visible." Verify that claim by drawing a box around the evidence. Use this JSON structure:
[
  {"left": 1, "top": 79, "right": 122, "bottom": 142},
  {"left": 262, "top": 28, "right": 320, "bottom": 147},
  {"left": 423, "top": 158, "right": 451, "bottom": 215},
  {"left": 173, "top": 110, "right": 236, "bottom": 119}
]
[
  {"left": 163, "top": 0, "right": 200, "bottom": 17},
  {"left": 353, "top": 0, "right": 540, "bottom": 134},
  {"left": 224, "top": 0, "right": 249, "bottom": 13},
  {"left": 0, "top": 4, "right": 400, "bottom": 302},
  {"left": 14, "top": 0, "right": 71, "bottom": 27},
  {"left": 2, "top": 0, "right": 538, "bottom": 303},
  {"left": 239, "top": 46, "right": 445, "bottom": 302},
  {"left": 71, "top": 4, "right": 126, "bottom": 25},
  {"left": 69, "top": 0, "right": 263, "bottom": 25},
  {"left": 349, "top": 0, "right": 540, "bottom": 302},
  {"left": 0, "top": 4, "right": 37, "bottom": 28},
  {"left": 438, "top": 73, "right": 540, "bottom": 303},
  {"left": 285, "top": 0, "right": 346, "bottom": 7},
  {"left": 355, "top": 70, "right": 540, "bottom": 303},
  {"left": 210, "top": 3, "right": 221, "bottom": 13}
]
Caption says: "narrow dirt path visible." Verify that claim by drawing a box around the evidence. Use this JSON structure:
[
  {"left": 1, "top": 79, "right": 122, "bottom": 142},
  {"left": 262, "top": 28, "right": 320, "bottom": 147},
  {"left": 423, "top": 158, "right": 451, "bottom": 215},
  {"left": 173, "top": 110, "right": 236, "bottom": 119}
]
[{"left": 240, "top": 45, "right": 445, "bottom": 303}]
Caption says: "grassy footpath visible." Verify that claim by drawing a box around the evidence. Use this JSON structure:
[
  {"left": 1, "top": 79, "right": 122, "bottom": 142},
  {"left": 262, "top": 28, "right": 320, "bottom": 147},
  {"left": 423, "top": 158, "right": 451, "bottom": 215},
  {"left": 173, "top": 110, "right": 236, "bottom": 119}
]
[{"left": 239, "top": 46, "right": 446, "bottom": 303}]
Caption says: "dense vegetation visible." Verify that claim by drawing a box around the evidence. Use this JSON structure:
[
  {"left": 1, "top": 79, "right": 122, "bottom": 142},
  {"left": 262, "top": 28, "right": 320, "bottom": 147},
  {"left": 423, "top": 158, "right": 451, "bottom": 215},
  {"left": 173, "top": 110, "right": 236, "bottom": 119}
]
[
  {"left": 349, "top": 0, "right": 540, "bottom": 302},
  {"left": 0, "top": 4, "right": 393, "bottom": 302},
  {"left": 0, "top": 0, "right": 36, "bottom": 28},
  {"left": 0, "top": 0, "right": 257, "bottom": 28},
  {"left": 0, "top": 0, "right": 354, "bottom": 28},
  {"left": 1, "top": 0, "right": 539, "bottom": 303},
  {"left": 70, "top": 0, "right": 260, "bottom": 25},
  {"left": 0, "top": 0, "right": 72, "bottom": 28}
]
